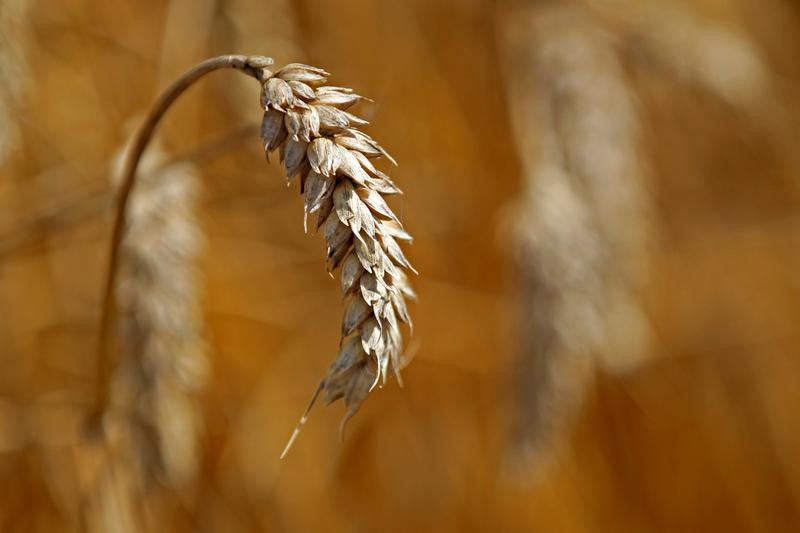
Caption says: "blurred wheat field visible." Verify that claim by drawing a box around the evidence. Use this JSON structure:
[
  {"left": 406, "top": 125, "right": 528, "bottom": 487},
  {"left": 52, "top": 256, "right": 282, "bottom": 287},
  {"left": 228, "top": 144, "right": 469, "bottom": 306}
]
[{"left": 2, "top": 0, "right": 800, "bottom": 531}]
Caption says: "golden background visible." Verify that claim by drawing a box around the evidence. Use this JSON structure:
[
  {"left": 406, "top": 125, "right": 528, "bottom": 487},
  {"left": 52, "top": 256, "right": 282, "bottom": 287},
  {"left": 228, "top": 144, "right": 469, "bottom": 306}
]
[{"left": 1, "top": 0, "right": 799, "bottom": 531}]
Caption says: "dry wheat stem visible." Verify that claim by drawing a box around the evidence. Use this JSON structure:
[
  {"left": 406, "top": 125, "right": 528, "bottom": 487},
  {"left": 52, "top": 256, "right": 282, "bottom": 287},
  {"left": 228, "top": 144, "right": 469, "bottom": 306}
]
[
  {"left": 94, "top": 55, "right": 415, "bottom": 451},
  {"left": 93, "top": 55, "right": 264, "bottom": 423}
]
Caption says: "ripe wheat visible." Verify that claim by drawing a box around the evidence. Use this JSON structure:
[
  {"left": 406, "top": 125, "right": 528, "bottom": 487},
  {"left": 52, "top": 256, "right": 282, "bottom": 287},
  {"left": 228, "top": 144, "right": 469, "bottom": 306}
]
[
  {"left": 256, "top": 63, "right": 416, "bottom": 452},
  {"left": 500, "top": 4, "right": 650, "bottom": 475},
  {"left": 93, "top": 55, "right": 415, "bottom": 463},
  {"left": 81, "top": 55, "right": 416, "bottom": 531}
]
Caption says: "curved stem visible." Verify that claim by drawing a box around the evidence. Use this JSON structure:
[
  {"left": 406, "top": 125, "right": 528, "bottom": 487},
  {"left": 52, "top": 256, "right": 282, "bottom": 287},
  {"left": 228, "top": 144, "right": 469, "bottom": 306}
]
[{"left": 91, "top": 55, "right": 266, "bottom": 424}]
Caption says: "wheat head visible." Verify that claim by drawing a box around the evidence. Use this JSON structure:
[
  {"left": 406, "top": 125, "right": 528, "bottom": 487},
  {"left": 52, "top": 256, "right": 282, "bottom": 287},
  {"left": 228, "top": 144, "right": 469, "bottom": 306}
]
[
  {"left": 93, "top": 56, "right": 415, "bottom": 466},
  {"left": 255, "top": 62, "right": 416, "bottom": 439},
  {"left": 500, "top": 4, "right": 650, "bottom": 475},
  {"left": 110, "top": 140, "right": 208, "bottom": 488}
]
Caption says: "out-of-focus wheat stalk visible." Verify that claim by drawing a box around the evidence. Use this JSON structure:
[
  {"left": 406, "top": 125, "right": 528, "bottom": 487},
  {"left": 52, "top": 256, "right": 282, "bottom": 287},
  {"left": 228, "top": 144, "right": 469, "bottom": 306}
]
[
  {"left": 500, "top": 4, "right": 651, "bottom": 475},
  {"left": 500, "top": 0, "right": 772, "bottom": 477},
  {"left": 109, "top": 140, "right": 208, "bottom": 488},
  {"left": 0, "top": 0, "right": 30, "bottom": 163},
  {"left": 76, "top": 142, "right": 207, "bottom": 533},
  {"left": 75, "top": 437, "right": 142, "bottom": 533}
]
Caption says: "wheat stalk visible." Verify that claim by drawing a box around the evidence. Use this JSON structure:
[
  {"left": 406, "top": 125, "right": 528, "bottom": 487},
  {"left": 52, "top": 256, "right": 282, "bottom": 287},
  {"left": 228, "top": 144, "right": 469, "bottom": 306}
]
[
  {"left": 91, "top": 55, "right": 415, "bottom": 460},
  {"left": 75, "top": 143, "right": 208, "bottom": 533},
  {"left": 500, "top": 4, "right": 651, "bottom": 475},
  {"left": 109, "top": 140, "right": 208, "bottom": 488},
  {"left": 75, "top": 435, "right": 142, "bottom": 533}
]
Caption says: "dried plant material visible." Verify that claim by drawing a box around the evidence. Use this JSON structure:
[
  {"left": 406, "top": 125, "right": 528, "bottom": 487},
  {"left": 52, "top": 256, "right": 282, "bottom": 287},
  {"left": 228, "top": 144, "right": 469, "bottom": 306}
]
[
  {"left": 93, "top": 56, "right": 413, "bottom": 470},
  {"left": 86, "top": 56, "right": 413, "bottom": 492},
  {"left": 258, "top": 63, "right": 415, "bottom": 452},
  {"left": 108, "top": 139, "right": 208, "bottom": 489},
  {"left": 500, "top": 4, "right": 651, "bottom": 474}
]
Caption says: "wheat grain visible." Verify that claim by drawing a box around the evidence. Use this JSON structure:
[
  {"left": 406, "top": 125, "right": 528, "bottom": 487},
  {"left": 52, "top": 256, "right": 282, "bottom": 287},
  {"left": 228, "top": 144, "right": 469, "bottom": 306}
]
[{"left": 254, "top": 63, "right": 415, "bottom": 449}]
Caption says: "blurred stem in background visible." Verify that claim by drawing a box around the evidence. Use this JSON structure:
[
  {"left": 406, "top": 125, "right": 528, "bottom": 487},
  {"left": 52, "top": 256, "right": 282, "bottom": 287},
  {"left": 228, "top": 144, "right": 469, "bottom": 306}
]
[{"left": 498, "top": 0, "right": 771, "bottom": 478}]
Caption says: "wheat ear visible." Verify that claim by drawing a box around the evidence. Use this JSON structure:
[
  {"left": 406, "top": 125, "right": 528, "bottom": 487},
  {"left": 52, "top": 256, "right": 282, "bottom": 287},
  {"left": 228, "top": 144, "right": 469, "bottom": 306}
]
[
  {"left": 255, "top": 63, "right": 416, "bottom": 455},
  {"left": 501, "top": 5, "right": 650, "bottom": 474},
  {"left": 109, "top": 140, "right": 208, "bottom": 487},
  {"left": 92, "top": 55, "right": 415, "bottom": 454}
]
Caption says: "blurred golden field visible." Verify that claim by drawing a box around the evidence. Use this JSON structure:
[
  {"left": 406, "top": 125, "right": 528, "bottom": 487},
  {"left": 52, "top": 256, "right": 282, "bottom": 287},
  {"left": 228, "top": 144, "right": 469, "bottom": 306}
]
[{"left": 2, "top": 0, "right": 800, "bottom": 531}]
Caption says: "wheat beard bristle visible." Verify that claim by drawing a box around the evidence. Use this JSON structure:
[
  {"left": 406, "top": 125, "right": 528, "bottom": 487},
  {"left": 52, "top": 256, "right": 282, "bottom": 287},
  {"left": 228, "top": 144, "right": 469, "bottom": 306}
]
[{"left": 257, "top": 63, "right": 416, "bottom": 449}]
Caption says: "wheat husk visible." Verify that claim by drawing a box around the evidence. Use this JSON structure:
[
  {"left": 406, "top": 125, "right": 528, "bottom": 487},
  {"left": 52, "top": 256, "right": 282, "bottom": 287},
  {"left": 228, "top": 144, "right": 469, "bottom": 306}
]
[{"left": 255, "top": 63, "right": 415, "bottom": 448}]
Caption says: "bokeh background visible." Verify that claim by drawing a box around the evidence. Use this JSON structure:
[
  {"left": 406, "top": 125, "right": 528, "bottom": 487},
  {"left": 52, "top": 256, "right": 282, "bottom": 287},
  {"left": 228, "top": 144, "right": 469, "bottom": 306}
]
[{"left": 2, "top": 0, "right": 800, "bottom": 531}]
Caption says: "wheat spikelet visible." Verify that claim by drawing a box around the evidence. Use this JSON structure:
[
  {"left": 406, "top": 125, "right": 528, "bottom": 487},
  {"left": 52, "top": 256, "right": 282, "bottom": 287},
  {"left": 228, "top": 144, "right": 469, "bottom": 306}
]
[
  {"left": 501, "top": 4, "right": 651, "bottom": 474},
  {"left": 254, "top": 62, "right": 416, "bottom": 444},
  {"left": 108, "top": 139, "right": 208, "bottom": 488}
]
